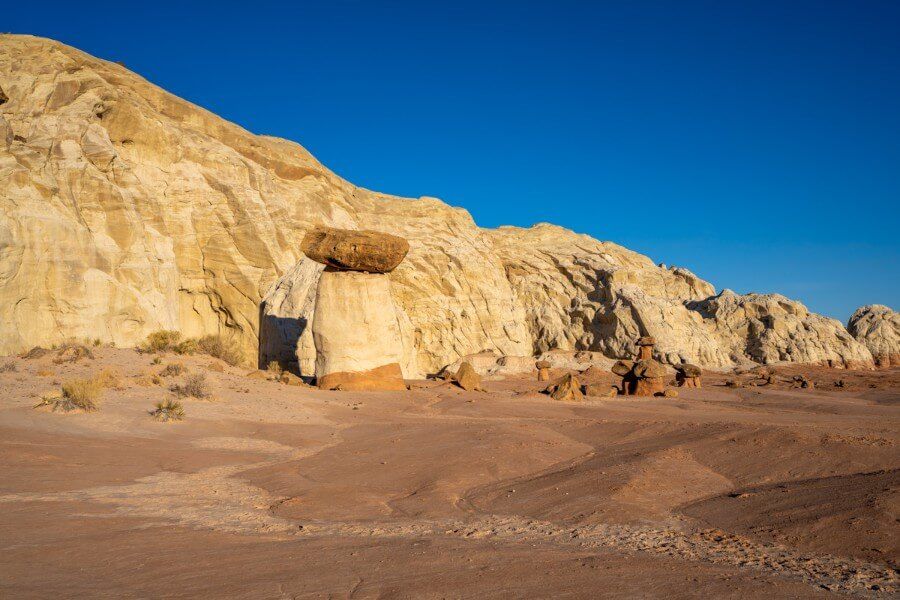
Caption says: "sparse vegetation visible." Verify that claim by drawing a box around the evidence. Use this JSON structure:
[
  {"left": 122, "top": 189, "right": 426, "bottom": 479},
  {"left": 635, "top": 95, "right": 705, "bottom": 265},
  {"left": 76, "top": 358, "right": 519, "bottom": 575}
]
[
  {"left": 170, "top": 373, "right": 211, "bottom": 399},
  {"left": 141, "top": 330, "right": 182, "bottom": 353},
  {"left": 266, "top": 360, "right": 283, "bottom": 376},
  {"left": 94, "top": 368, "right": 122, "bottom": 390},
  {"left": 52, "top": 341, "right": 95, "bottom": 364},
  {"left": 196, "top": 335, "right": 244, "bottom": 366},
  {"left": 20, "top": 346, "right": 49, "bottom": 360},
  {"left": 37, "top": 369, "right": 53, "bottom": 377},
  {"left": 160, "top": 362, "right": 187, "bottom": 377},
  {"left": 0, "top": 360, "right": 17, "bottom": 373},
  {"left": 36, "top": 377, "right": 103, "bottom": 412},
  {"left": 139, "top": 331, "right": 245, "bottom": 366},
  {"left": 150, "top": 399, "right": 185, "bottom": 422},
  {"left": 151, "top": 356, "right": 162, "bottom": 365}
]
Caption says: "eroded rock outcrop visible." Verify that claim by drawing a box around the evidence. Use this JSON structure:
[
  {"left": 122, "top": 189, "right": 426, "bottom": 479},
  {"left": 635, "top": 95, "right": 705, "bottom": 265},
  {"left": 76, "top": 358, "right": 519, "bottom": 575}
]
[
  {"left": 0, "top": 35, "right": 880, "bottom": 375},
  {"left": 847, "top": 305, "right": 900, "bottom": 367}
]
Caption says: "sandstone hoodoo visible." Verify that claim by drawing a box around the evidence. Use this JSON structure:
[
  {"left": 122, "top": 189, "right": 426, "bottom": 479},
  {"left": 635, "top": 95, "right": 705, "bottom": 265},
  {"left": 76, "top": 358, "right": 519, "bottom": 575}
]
[
  {"left": 305, "top": 228, "right": 408, "bottom": 391},
  {"left": 636, "top": 336, "right": 656, "bottom": 360},
  {"left": 300, "top": 227, "right": 409, "bottom": 274},
  {"left": 676, "top": 363, "right": 702, "bottom": 388},
  {"left": 632, "top": 359, "right": 668, "bottom": 396},
  {"left": 535, "top": 360, "right": 551, "bottom": 382}
]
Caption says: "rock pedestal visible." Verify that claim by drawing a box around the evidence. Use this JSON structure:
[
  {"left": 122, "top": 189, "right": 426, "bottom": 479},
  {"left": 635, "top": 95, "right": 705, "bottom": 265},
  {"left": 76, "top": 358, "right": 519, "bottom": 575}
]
[
  {"left": 675, "top": 363, "right": 702, "bottom": 388},
  {"left": 637, "top": 336, "right": 655, "bottom": 360},
  {"left": 306, "top": 227, "right": 409, "bottom": 391},
  {"left": 535, "top": 360, "right": 551, "bottom": 382},
  {"left": 632, "top": 358, "right": 667, "bottom": 396}
]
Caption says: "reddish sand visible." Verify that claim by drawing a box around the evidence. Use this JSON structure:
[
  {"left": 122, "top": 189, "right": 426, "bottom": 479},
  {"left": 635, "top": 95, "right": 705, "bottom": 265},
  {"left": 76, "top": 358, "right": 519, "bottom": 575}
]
[{"left": 0, "top": 348, "right": 897, "bottom": 598}]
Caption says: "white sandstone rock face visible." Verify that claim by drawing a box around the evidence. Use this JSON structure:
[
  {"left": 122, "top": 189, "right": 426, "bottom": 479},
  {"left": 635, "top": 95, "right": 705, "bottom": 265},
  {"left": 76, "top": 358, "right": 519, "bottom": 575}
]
[
  {"left": 0, "top": 35, "right": 880, "bottom": 374},
  {"left": 312, "top": 270, "right": 405, "bottom": 389},
  {"left": 847, "top": 305, "right": 900, "bottom": 367}
]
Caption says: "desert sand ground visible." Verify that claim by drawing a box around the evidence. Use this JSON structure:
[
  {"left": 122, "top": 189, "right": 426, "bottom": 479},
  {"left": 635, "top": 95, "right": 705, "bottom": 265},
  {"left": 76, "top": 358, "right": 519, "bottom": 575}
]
[{"left": 0, "top": 348, "right": 897, "bottom": 599}]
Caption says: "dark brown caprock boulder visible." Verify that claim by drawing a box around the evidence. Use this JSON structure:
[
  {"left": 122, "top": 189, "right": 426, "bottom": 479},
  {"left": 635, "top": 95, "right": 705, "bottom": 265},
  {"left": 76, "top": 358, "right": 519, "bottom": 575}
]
[
  {"left": 675, "top": 363, "right": 702, "bottom": 388},
  {"left": 301, "top": 227, "right": 409, "bottom": 273},
  {"left": 636, "top": 336, "right": 656, "bottom": 360},
  {"left": 535, "top": 360, "right": 551, "bottom": 381}
]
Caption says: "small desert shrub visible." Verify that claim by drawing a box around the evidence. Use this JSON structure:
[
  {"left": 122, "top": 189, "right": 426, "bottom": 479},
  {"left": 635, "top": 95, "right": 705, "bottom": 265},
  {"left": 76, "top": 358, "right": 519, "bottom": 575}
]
[
  {"left": 266, "top": 361, "right": 283, "bottom": 376},
  {"left": 20, "top": 346, "right": 49, "bottom": 360},
  {"left": 53, "top": 342, "right": 94, "bottom": 364},
  {"left": 94, "top": 368, "right": 122, "bottom": 390},
  {"left": 173, "top": 338, "right": 199, "bottom": 355},
  {"left": 0, "top": 360, "right": 17, "bottom": 373},
  {"left": 141, "top": 330, "right": 182, "bottom": 353},
  {"left": 196, "top": 335, "right": 244, "bottom": 366},
  {"left": 170, "top": 373, "right": 211, "bottom": 399},
  {"left": 151, "top": 356, "right": 162, "bottom": 365},
  {"left": 150, "top": 399, "right": 185, "bottom": 422},
  {"left": 160, "top": 362, "right": 187, "bottom": 377},
  {"left": 37, "top": 369, "right": 53, "bottom": 377},
  {"left": 36, "top": 377, "right": 103, "bottom": 412}
]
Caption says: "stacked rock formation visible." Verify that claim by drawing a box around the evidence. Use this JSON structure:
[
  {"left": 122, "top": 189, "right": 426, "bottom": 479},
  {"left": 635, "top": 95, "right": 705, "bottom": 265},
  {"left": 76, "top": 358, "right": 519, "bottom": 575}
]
[
  {"left": 535, "top": 360, "right": 551, "bottom": 382},
  {"left": 675, "top": 363, "right": 702, "bottom": 388},
  {"left": 612, "top": 338, "right": 671, "bottom": 397},
  {"left": 545, "top": 373, "right": 583, "bottom": 402},
  {"left": 303, "top": 228, "right": 409, "bottom": 391}
]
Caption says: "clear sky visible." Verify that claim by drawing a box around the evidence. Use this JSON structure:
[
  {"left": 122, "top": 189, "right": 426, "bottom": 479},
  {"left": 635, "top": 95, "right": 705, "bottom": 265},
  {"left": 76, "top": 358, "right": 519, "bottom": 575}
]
[{"left": 5, "top": 0, "right": 899, "bottom": 321}]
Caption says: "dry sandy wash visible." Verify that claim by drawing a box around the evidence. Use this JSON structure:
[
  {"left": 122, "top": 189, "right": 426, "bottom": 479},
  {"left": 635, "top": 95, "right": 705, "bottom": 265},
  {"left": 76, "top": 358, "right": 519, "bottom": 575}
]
[{"left": 0, "top": 348, "right": 898, "bottom": 599}]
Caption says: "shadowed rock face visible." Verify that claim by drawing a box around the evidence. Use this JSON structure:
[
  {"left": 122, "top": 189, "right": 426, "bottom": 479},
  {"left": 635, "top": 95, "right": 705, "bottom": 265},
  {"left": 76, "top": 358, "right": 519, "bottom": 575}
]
[
  {"left": 0, "top": 35, "right": 877, "bottom": 374},
  {"left": 848, "top": 305, "right": 900, "bottom": 367}
]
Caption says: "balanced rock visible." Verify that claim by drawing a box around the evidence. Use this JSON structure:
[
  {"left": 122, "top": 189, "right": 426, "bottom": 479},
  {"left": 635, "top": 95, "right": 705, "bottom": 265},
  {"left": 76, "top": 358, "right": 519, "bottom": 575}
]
[
  {"left": 675, "top": 363, "right": 702, "bottom": 388},
  {"left": 631, "top": 359, "right": 667, "bottom": 396},
  {"left": 636, "top": 336, "right": 656, "bottom": 360},
  {"left": 313, "top": 270, "right": 406, "bottom": 391},
  {"left": 611, "top": 360, "right": 635, "bottom": 377},
  {"left": 301, "top": 227, "right": 409, "bottom": 273},
  {"left": 544, "top": 373, "right": 583, "bottom": 402},
  {"left": 453, "top": 361, "right": 482, "bottom": 391}
]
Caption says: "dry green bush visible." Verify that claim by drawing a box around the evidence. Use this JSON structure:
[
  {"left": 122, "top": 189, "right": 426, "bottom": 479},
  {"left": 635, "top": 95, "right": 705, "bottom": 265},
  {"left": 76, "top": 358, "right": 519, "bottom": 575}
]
[
  {"left": 20, "top": 347, "right": 49, "bottom": 360},
  {"left": 94, "top": 368, "right": 123, "bottom": 390},
  {"left": 0, "top": 360, "right": 17, "bottom": 373},
  {"left": 151, "top": 356, "right": 162, "bottom": 365},
  {"left": 150, "top": 399, "right": 185, "bottom": 422},
  {"left": 160, "top": 362, "right": 187, "bottom": 377},
  {"left": 196, "top": 335, "right": 244, "bottom": 366},
  {"left": 36, "top": 377, "right": 103, "bottom": 412},
  {"left": 266, "top": 361, "right": 283, "bottom": 376},
  {"left": 141, "top": 330, "right": 182, "bottom": 353},
  {"left": 53, "top": 342, "right": 95, "bottom": 364},
  {"left": 170, "top": 373, "right": 211, "bottom": 399}
]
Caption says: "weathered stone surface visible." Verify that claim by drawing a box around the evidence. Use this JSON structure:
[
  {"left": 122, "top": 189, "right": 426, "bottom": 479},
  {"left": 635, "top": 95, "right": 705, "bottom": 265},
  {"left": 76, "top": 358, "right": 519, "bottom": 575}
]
[
  {"left": 544, "top": 373, "right": 583, "bottom": 402},
  {"left": 676, "top": 363, "right": 702, "bottom": 378},
  {"left": 312, "top": 270, "right": 405, "bottom": 391},
  {"left": 611, "top": 360, "right": 635, "bottom": 377},
  {"left": 583, "top": 384, "right": 617, "bottom": 397},
  {"left": 0, "top": 36, "right": 883, "bottom": 377},
  {"left": 847, "top": 305, "right": 899, "bottom": 367},
  {"left": 318, "top": 363, "right": 406, "bottom": 392},
  {"left": 453, "top": 361, "right": 482, "bottom": 391},
  {"left": 633, "top": 377, "right": 666, "bottom": 397},
  {"left": 633, "top": 359, "right": 667, "bottom": 379},
  {"left": 301, "top": 227, "right": 409, "bottom": 273}
]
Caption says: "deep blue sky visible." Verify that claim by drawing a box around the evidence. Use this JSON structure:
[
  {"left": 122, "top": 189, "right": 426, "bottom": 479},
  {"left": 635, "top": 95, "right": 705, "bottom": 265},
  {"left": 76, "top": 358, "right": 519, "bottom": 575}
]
[{"left": 6, "top": 1, "right": 899, "bottom": 320}]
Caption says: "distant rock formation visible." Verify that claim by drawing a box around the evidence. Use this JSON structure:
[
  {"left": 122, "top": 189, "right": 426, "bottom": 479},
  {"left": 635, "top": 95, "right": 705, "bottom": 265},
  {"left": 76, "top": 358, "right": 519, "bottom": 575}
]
[
  {"left": 0, "top": 35, "right": 880, "bottom": 375},
  {"left": 848, "top": 305, "right": 899, "bottom": 367}
]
